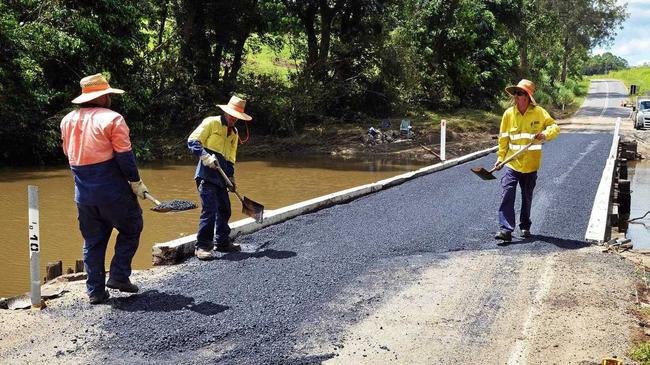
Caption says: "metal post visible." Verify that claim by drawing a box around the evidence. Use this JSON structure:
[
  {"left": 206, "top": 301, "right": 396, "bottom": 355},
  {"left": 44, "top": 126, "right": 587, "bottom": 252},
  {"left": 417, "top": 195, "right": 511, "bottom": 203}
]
[
  {"left": 440, "top": 119, "right": 446, "bottom": 161},
  {"left": 28, "top": 185, "right": 41, "bottom": 309}
]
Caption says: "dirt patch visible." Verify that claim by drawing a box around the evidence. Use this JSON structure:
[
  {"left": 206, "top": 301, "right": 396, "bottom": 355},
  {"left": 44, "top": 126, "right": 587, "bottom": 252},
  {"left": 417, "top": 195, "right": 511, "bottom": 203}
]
[{"left": 307, "top": 247, "right": 636, "bottom": 364}]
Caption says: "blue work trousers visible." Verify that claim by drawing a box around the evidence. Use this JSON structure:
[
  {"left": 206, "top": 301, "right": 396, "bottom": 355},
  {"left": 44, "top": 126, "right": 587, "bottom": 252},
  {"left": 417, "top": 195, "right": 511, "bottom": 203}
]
[
  {"left": 196, "top": 179, "right": 231, "bottom": 250},
  {"left": 498, "top": 167, "right": 537, "bottom": 233},
  {"left": 77, "top": 194, "right": 143, "bottom": 297}
]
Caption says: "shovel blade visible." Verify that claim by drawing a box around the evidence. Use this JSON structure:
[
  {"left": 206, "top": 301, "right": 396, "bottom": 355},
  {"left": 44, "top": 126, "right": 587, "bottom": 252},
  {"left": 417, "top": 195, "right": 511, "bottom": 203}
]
[
  {"left": 242, "top": 196, "right": 264, "bottom": 223},
  {"left": 150, "top": 199, "right": 198, "bottom": 213},
  {"left": 471, "top": 167, "right": 497, "bottom": 180}
]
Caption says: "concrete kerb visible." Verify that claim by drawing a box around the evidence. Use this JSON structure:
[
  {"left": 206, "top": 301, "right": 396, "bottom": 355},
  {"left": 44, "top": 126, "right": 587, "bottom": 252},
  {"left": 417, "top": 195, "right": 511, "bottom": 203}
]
[
  {"left": 152, "top": 145, "right": 499, "bottom": 265},
  {"left": 584, "top": 133, "right": 620, "bottom": 243}
]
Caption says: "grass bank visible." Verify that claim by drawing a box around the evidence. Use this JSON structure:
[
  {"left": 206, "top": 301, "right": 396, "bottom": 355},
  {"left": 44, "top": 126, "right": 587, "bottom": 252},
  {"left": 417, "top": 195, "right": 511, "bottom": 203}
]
[{"left": 591, "top": 66, "right": 650, "bottom": 97}]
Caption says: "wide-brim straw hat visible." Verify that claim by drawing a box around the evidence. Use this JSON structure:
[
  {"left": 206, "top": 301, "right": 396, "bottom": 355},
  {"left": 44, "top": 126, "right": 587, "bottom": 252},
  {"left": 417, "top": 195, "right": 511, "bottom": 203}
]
[
  {"left": 505, "top": 79, "right": 537, "bottom": 105},
  {"left": 218, "top": 95, "right": 252, "bottom": 121},
  {"left": 72, "top": 73, "right": 124, "bottom": 104}
]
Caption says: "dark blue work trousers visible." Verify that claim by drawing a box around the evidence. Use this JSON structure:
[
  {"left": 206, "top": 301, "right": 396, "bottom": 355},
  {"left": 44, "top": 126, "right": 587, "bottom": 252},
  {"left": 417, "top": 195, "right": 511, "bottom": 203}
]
[
  {"left": 77, "top": 194, "right": 143, "bottom": 297},
  {"left": 196, "top": 179, "right": 231, "bottom": 250},
  {"left": 498, "top": 167, "right": 537, "bottom": 233}
]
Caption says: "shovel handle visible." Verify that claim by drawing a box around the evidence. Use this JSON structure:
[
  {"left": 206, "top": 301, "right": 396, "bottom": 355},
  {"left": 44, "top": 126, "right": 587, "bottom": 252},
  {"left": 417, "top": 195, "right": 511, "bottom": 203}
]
[
  {"left": 144, "top": 192, "right": 161, "bottom": 205},
  {"left": 492, "top": 141, "right": 536, "bottom": 172},
  {"left": 212, "top": 163, "right": 246, "bottom": 203}
]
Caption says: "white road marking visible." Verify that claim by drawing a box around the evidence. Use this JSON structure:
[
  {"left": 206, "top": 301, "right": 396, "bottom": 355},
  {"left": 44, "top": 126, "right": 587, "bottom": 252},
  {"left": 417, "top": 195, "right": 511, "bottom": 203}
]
[{"left": 599, "top": 80, "right": 610, "bottom": 118}]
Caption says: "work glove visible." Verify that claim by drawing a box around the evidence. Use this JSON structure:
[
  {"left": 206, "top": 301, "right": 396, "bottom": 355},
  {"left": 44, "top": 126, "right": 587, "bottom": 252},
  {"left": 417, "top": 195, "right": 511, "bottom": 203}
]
[
  {"left": 493, "top": 161, "right": 503, "bottom": 171},
  {"left": 130, "top": 180, "right": 149, "bottom": 199},
  {"left": 200, "top": 153, "right": 218, "bottom": 169}
]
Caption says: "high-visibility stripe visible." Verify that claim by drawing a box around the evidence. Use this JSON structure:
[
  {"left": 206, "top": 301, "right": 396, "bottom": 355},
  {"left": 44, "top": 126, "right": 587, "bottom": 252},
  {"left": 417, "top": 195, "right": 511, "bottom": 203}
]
[
  {"left": 500, "top": 132, "right": 509, "bottom": 138},
  {"left": 509, "top": 143, "right": 542, "bottom": 151},
  {"left": 509, "top": 133, "right": 535, "bottom": 140}
]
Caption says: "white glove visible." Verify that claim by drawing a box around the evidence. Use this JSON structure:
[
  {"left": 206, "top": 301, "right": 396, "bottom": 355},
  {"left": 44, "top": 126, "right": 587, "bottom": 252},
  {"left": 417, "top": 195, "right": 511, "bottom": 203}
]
[
  {"left": 200, "top": 153, "right": 218, "bottom": 169},
  {"left": 130, "top": 180, "right": 149, "bottom": 199}
]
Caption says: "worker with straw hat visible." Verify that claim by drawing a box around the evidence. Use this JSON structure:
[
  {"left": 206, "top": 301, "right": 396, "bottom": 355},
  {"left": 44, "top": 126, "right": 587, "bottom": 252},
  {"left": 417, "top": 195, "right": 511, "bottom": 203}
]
[
  {"left": 60, "top": 73, "right": 149, "bottom": 304},
  {"left": 494, "top": 79, "right": 560, "bottom": 243},
  {"left": 188, "top": 95, "right": 253, "bottom": 261}
]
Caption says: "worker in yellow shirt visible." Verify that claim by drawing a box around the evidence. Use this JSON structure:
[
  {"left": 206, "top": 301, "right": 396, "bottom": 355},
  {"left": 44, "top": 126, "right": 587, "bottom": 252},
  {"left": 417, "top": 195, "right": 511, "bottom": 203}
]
[
  {"left": 494, "top": 79, "right": 560, "bottom": 243},
  {"left": 187, "top": 96, "right": 253, "bottom": 260}
]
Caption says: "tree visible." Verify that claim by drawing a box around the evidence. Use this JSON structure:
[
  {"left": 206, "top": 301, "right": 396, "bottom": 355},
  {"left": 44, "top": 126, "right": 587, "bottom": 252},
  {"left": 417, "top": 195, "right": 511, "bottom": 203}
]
[
  {"left": 384, "top": 0, "right": 517, "bottom": 108},
  {"left": 582, "top": 52, "right": 628, "bottom": 75},
  {"left": 542, "top": 0, "right": 627, "bottom": 82},
  {"left": 0, "top": 0, "right": 151, "bottom": 165}
]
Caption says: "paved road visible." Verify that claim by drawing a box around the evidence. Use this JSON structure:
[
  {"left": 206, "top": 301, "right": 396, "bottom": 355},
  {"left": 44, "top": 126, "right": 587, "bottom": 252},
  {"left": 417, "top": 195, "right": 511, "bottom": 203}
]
[
  {"left": 566, "top": 79, "right": 631, "bottom": 131},
  {"left": 7, "top": 81, "right": 635, "bottom": 364}
]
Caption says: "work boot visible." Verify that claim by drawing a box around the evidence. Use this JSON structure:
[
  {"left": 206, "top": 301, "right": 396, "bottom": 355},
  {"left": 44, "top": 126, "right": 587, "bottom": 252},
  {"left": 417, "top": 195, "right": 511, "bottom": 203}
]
[
  {"left": 106, "top": 278, "right": 139, "bottom": 293},
  {"left": 521, "top": 229, "right": 531, "bottom": 238},
  {"left": 89, "top": 290, "right": 110, "bottom": 305},
  {"left": 195, "top": 247, "right": 216, "bottom": 261},
  {"left": 494, "top": 231, "right": 512, "bottom": 242},
  {"left": 215, "top": 242, "right": 241, "bottom": 252}
]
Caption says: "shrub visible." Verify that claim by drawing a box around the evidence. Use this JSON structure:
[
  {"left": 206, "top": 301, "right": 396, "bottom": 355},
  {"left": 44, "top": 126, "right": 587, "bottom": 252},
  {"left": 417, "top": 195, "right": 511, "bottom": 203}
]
[{"left": 555, "top": 86, "right": 575, "bottom": 110}]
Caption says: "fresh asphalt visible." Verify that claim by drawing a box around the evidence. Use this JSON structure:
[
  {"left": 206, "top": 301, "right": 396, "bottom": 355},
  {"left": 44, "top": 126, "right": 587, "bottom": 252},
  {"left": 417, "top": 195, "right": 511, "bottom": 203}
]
[{"left": 49, "top": 82, "right": 624, "bottom": 364}]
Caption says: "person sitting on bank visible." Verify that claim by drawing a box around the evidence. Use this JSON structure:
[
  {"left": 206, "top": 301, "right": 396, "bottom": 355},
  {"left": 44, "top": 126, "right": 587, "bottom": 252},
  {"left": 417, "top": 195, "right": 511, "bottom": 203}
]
[
  {"left": 187, "top": 95, "right": 253, "bottom": 260},
  {"left": 60, "top": 73, "right": 149, "bottom": 304}
]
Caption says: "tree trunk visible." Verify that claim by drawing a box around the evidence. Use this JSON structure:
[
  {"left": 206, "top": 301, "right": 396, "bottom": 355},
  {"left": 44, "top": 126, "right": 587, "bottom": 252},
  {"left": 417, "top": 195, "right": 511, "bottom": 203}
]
[
  {"left": 212, "top": 43, "right": 223, "bottom": 86},
  {"left": 561, "top": 36, "right": 569, "bottom": 83},
  {"left": 177, "top": 0, "right": 211, "bottom": 85},
  {"left": 299, "top": 6, "right": 319, "bottom": 75},
  {"left": 224, "top": 34, "right": 249, "bottom": 94},
  {"left": 158, "top": 0, "right": 167, "bottom": 46},
  {"left": 316, "top": 2, "right": 336, "bottom": 80},
  {"left": 518, "top": 37, "right": 529, "bottom": 78}
]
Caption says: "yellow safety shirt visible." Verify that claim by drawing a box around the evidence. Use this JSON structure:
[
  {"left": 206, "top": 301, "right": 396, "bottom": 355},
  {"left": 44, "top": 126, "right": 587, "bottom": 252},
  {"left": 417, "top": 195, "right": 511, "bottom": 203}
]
[
  {"left": 497, "top": 104, "right": 560, "bottom": 173},
  {"left": 188, "top": 116, "right": 238, "bottom": 164}
]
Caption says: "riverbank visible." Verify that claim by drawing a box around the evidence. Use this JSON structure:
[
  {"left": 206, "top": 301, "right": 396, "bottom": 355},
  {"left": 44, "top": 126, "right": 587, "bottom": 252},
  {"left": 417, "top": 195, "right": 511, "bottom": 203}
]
[{"left": 209, "top": 104, "right": 579, "bottom": 163}]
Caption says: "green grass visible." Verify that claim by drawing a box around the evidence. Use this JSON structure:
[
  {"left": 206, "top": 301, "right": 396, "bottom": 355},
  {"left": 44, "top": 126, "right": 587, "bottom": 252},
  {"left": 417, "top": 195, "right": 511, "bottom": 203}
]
[
  {"left": 591, "top": 66, "right": 650, "bottom": 97},
  {"left": 242, "top": 36, "right": 297, "bottom": 81},
  {"left": 630, "top": 342, "right": 650, "bottom": 364},
  {"left": 421, "top": 109, "right": 501, "bottom": 133}
]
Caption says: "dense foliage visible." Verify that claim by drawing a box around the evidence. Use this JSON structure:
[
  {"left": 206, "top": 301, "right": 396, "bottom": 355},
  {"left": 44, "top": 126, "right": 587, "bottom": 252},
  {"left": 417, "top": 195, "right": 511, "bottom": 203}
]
[
  {"left": 0, "top": 0, "right": 627, "bottom": 165},
  {"left": 583, "top": 52, "right": 629, "bottom": 75}
]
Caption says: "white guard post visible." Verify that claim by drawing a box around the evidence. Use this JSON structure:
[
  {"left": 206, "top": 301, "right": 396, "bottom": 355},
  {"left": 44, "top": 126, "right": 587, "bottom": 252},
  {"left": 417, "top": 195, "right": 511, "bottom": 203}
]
[
  {"left": 440, "top": 119, "right": 446, "bottom": 161},
  {"left": 28, "top": 185, "right": 42, "bottom": 308}
]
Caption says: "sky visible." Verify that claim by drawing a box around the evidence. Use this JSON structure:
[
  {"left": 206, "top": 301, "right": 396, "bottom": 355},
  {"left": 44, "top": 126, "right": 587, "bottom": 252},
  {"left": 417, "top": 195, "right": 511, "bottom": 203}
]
[{"left": 593, "top": 0, "right": 650, "bottom": 66}]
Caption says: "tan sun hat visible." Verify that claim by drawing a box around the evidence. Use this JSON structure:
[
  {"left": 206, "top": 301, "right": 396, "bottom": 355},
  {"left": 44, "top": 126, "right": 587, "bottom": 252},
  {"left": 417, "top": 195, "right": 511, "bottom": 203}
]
[
  {"left": 218, "top": 95, "right": 252, "bottom": 121},
  {"left": 71, "top": 73, "right": 124, "bottom": 104},
  {"left": 505, "top": 79, "right": 537, "bottom": 105}
]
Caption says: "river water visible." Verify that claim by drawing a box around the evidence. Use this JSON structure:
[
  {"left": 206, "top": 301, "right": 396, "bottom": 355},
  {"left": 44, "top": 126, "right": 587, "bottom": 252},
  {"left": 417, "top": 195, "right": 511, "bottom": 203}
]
[
  {"left": 0, "top": 157, "right": 428, "bottom": 297},
  {"left": 627, "top": 160, "right": 650, "bottom": 249}
]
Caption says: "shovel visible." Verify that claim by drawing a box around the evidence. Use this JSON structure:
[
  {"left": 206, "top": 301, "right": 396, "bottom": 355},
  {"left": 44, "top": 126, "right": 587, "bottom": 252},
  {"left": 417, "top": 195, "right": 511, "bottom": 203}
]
[
  {"left": 471, "top": 141, "right": 536, "bottom": 180},
  {"left": 144, "top": 192, "right": 197, "bottom": 213},
  {"left": 213, "top": 164, "right": 265, "bottom": 224}
]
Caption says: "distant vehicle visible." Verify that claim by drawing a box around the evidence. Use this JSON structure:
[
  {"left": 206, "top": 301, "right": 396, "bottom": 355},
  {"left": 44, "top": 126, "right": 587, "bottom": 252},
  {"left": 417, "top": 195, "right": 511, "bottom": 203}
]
[{"left": 633, "top": 97, "right": 650, "bottom": 129}]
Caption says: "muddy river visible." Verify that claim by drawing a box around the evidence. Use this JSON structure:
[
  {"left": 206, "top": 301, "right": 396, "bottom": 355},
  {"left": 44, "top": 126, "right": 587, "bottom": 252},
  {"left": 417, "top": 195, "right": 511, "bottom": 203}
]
[
  {"left": 627, "top": 160, "right": 650, "bottom": 249},
  {"left": 0, "top": 157, "right": 427, "bottom": 297}
]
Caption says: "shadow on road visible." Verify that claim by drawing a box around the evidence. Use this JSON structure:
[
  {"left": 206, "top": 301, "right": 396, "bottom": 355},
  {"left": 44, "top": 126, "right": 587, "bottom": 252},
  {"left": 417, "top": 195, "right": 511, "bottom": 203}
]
[
  {"left": 110, "top": 290, "right": 229, "bottom": 315},
  {"left": 498, "top": 234, "right": 590, "bottom": 249},
  {"left": 220, "top": 249, "right": 297, "bottom": 262}
]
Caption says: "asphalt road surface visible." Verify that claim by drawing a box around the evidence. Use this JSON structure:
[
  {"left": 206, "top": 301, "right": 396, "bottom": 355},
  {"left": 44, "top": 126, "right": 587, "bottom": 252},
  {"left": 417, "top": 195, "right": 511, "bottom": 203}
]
[{"left": 2, "top": 80, "right": 636, "bottom": 364}]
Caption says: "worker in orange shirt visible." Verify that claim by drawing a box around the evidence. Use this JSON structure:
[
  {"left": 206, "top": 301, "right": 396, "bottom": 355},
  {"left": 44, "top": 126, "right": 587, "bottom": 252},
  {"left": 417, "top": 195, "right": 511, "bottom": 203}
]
[{"left": 60, "top": 73, "right": 149, "bottom": 304}]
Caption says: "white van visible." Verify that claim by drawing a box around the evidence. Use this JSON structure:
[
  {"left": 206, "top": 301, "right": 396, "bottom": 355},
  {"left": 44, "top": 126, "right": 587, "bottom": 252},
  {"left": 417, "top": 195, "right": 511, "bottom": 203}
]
[{"left": 633, "top": 97, "right": 650, "bottom": 130}]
